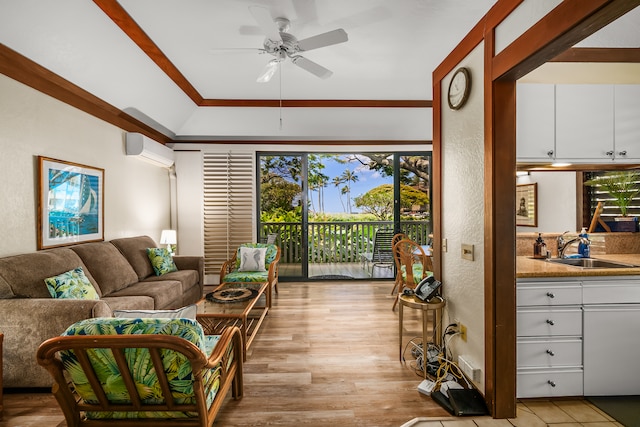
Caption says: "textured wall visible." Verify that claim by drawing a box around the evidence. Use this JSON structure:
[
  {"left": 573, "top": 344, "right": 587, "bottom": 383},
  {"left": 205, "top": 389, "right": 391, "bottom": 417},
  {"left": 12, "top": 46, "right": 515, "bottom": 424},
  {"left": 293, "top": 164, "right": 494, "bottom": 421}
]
[
  {"left": 440, "top": 43, "right": 486, "bottom": 391},
  {"left": 0, "top": 74, "right": 172, "bottom": 256}
]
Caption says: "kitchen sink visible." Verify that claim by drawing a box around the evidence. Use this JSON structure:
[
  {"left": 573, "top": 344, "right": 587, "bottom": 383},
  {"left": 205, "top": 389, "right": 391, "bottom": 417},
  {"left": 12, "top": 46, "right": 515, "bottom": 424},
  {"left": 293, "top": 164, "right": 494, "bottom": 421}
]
[{"left": 544, "top": 258, "right": 637, "bottom": 269}]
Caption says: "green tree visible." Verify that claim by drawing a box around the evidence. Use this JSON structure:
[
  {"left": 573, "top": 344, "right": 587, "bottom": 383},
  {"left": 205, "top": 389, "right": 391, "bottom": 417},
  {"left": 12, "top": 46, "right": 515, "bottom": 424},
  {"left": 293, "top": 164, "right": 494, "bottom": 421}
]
[
  {"left": 261, "top": 178, "right": 302, "bottom": 213},
  {"left": 354, "top": 184, "right": 429, "bottom": 220}
]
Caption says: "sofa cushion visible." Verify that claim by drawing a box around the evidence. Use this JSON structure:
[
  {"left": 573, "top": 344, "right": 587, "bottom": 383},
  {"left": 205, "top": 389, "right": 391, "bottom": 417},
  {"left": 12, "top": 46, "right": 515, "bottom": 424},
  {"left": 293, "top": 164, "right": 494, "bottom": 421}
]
[
  {"left": 0, "top": 248, "right": 100, "bottom": 298},
  {"left": 0, "top": 274, "right": 14, "bottom": 299},
  {"left": 110, "top": 236, "right": 157, "bottom": 280},
  {"left": 45, "top": 267, "right": 100, "bottom": 300},
  {"left": 106, "top": 280, "right": 184, "bottom": 309},
  {"left": 147, "top": 248, "right": 178, "bottom": 276},
  {"left": 100, "top": 295, "right": 155, "bottom": 311},
  {"left": 71, "top": 242, "right": 138, "bottom": 296}
]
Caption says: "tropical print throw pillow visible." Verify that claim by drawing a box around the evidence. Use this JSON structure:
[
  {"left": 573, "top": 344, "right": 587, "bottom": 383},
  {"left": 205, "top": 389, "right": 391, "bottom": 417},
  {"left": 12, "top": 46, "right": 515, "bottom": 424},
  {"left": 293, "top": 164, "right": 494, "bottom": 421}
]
[
  {"left": 146, "top": 247, "right": 178, "bottom": 275},
  {"left": 44, "top": 267, "right": 99, "bottom": 300}
]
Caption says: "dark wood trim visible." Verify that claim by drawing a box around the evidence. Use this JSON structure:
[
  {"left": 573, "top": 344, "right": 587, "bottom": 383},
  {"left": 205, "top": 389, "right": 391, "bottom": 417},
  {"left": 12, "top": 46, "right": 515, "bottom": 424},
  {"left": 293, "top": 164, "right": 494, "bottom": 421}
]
[
  {"left": 493, "top": 0, "right": 640, "bottom": 81},
  {"left": 0, "top": 43, "right": 171, "bottom": 144},
  {"left": 93, "top": 0, "right": 430, "bottom": 109},
  {"left": 172, "top": 139, "right": 431, "bottom": 145},
  {"left": 199, "top": 99, "right": 431, "bottom": 108},
  {"left": 93, "top": 0, "right": 204, "bottom": 105},
  {"left": 551, "top": 47, "right": 640, "bottom": 62}
]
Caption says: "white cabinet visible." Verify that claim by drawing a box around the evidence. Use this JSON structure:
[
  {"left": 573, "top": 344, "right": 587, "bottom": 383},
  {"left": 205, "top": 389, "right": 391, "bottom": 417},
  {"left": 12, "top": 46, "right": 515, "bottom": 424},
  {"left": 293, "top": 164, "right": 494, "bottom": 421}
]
[
  {"left": 516, "top": 279, "right": 583, "bottom": 398},
  {"left": 516, "top": 84, "right": 555, "bottom": 161},
  {"left": 582, "top": 278, "right": 640, "bottom": 396},
  {"left": 517, "top": 84, "right": 640, "bottom": 163},
  {"left": 614, "top": 85, "right": 640, "bottom": 161},
  {"left": 555, "top": 84, "right": 614, "bottom": 161}
]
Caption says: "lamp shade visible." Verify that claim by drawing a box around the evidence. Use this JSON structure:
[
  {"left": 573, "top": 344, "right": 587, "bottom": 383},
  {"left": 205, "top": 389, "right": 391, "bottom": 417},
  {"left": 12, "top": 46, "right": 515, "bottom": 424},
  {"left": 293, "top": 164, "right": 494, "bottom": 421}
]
[{"left": 160, "top": 230, "right": 177, "bottom": 245}]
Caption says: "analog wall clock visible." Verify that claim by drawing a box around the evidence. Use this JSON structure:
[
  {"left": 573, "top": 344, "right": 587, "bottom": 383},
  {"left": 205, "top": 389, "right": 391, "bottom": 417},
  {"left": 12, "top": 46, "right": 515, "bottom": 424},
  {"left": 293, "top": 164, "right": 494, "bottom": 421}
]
[{"left": 447, "top": 67, "right": 471, "bottom": 110}]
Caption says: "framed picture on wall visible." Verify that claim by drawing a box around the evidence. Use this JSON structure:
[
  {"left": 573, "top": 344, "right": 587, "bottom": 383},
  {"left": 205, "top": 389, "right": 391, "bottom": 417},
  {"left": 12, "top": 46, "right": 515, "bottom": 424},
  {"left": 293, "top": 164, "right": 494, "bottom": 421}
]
[
  {"left": 516, "top": 183, "right": 537, "bottom": 227},
  {"left": 38, "top": 156, "right": 104, "bottom": 249}
]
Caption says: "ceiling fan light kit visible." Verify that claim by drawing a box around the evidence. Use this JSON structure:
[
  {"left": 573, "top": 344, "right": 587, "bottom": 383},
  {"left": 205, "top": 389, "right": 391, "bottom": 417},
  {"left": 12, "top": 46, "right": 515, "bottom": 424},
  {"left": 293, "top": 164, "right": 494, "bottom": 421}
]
[{"left": 246, "top": 6, "right": 348, "bottom": 83}]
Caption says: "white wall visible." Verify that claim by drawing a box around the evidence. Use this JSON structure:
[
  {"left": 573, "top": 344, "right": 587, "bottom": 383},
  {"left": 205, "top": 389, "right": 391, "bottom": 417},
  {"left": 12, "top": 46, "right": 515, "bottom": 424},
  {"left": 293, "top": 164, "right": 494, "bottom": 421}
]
[
  {"left": 517, "top": 171, "right": 577, "bottom": 233},
  {"left": 440, "top": 43, "right": 486, "bottom": 392},
  {"left": 0, "top": 74, "right": 172, "bottom": 257}
]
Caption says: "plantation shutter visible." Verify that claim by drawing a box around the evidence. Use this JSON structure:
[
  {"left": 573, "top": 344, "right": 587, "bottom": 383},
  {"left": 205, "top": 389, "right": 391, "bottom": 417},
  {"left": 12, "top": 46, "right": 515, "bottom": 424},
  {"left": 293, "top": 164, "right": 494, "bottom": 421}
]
[{"left": 203, "top": 152, "right": 254, "bottom": 278}]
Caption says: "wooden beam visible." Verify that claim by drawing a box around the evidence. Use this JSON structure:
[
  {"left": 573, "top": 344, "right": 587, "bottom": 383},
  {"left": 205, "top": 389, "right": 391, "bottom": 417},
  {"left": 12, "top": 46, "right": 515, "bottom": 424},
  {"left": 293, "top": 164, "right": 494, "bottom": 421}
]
[
  {"left": 93, "top": 0, "right": 204, "bottom": 105},
  {"left": 199, "top": 99, "right": 432, "bottom": 108},
  {"left": 493, "top": 0, "right": 640, "bottom": 81},
  {"left": 172, "top": 139, "right": 431, "bottom": 145},
  {"left": 551, "top": 47, "right": 640, "bottom": 62},
  {"left": 0, "top": 43, "right": 171, "bottom": 144}
]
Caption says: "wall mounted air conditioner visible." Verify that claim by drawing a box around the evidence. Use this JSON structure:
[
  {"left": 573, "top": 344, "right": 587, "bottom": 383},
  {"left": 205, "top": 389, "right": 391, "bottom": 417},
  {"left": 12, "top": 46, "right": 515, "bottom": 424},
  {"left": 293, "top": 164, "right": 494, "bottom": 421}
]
[{"left": 125, "top": 133, "right": 175, "bottom": 168}]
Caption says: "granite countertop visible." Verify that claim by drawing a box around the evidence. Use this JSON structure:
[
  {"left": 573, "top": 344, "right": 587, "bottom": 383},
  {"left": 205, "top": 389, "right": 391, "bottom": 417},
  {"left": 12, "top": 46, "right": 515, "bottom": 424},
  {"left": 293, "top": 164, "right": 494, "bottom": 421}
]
[{"left": 517, "top": 254, "right": 640, "bottom": 278}]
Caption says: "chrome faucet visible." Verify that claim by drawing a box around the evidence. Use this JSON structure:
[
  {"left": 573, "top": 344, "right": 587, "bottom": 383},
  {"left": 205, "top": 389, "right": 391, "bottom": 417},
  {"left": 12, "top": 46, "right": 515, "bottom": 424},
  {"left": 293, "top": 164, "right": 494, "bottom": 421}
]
[{"left": 557, "top": 231, "right": 590, "bottom": 258}]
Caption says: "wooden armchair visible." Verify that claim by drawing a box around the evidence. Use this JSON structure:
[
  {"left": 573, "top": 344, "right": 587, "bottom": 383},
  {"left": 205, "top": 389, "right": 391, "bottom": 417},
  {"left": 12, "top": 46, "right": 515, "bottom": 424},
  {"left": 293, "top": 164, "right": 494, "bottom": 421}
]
[
  {"left": 392, "top": 238, "right": 433, "bottom": 310},
  {"left": 219, "top": 243, "right": 280, "bottom": 307},
  {"left": 37, "top": 317, "right": 243, "bottom": 427}
]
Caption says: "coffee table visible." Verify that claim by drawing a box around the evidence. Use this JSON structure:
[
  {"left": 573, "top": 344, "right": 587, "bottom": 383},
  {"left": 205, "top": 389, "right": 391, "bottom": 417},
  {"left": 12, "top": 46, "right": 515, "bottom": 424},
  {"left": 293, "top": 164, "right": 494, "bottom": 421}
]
[{"left": 196, "top": 281, "right": 268, "bottom": 360}]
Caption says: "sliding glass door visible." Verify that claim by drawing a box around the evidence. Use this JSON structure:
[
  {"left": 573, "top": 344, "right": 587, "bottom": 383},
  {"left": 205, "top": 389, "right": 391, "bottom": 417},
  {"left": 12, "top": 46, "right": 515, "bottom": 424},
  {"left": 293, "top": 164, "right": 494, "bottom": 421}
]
[{"left": 258, "top": 152, "right": 431, "bottom": 281}]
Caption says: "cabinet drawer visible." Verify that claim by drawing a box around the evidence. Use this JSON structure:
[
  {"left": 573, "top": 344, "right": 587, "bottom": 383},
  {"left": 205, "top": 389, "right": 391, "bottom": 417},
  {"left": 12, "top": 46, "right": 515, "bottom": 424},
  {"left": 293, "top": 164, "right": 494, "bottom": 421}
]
[
  {"left": 582, "top": 280, "right": 640, "bottom": 304},
  {"left": 517, "top": 338, "right": 582, "bottom": 368},
  {"left": 517, "top": 308, "right": 582, "bottom": 337},
  {"left": 517, "top": 283, "right": 582, "bottom": 307},
  {"left": 517, "top": 368, "right": 583, "bottom": 398}
]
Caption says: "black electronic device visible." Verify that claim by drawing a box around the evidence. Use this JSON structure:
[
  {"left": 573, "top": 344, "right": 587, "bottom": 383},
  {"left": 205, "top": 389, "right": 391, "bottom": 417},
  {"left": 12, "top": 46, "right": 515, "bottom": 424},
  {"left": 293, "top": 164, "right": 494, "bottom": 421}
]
[
  {"left": 430, "top": 390, "right": 455, "bottom": 415},
  {"left": 448, "top": 388, "right": 488, "bottom": 416},
  {"left": 414, "top": 276, "right": 442, "bottom": 302}
]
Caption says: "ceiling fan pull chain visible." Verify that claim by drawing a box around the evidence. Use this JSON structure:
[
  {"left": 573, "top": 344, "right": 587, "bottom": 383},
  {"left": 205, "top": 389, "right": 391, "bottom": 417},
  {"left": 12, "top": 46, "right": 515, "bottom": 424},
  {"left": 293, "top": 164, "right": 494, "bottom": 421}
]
[{"left": 279, "top": 62, "right": 283, "bottom": 130}]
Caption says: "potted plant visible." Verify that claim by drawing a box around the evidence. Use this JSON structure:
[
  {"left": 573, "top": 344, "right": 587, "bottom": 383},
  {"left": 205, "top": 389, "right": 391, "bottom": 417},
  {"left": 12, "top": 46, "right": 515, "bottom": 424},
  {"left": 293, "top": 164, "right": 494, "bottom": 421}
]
[{"left": 584, "top": 170, "right": 640, "bottom": 231}]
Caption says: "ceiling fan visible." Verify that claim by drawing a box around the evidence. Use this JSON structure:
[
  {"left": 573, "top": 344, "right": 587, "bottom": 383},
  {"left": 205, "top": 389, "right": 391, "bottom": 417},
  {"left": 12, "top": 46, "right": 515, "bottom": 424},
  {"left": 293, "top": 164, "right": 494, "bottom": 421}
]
[{"left": 247, "top": 6, "right": 349, "bottom": 83}]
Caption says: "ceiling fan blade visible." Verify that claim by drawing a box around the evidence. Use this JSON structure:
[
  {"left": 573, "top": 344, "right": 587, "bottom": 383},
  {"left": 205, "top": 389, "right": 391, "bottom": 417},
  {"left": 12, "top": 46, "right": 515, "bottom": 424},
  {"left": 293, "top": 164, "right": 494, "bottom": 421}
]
[
  {"left": 291, "top": 56, "right": 333, "bottom": 79},
  {"left": 209, "top": 48, "right": 267, "bottom": 54},
  {"left": 297, "top": 28, "right": 348, "bottom": 51},
  {"left": 256, "top": 59, "right": 280, "bottom": 83},
  {"left": 248, "top": 6, "right": 282, "bottom": 42}
]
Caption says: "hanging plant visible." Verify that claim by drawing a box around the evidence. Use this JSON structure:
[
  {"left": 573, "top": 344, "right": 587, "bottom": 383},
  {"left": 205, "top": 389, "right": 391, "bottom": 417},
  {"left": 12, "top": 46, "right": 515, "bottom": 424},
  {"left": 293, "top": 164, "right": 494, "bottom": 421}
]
[{"left": 584, "top": 171, "right": 640, "bottom": 217}]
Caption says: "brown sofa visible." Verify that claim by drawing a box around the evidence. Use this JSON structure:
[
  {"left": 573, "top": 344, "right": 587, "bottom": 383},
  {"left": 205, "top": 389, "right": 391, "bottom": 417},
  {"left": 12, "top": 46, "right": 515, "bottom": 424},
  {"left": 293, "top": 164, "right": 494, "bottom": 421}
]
[{"left": 0, "top": 235, "right": 204, "bottom": 388}]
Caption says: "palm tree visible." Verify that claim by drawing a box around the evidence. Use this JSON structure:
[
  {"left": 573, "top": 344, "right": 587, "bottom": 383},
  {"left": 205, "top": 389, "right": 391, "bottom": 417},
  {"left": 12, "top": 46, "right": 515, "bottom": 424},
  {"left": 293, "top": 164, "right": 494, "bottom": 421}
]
[{"left": 335, "top": 169, "right": 359, "bottom": 213}]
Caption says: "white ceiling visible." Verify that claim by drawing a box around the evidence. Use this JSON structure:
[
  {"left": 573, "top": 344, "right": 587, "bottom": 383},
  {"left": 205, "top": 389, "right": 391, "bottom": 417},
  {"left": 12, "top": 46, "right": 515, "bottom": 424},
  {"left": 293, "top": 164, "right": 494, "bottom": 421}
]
[
  {"left": 0, "top": 0, "right": 498, "bottom": 140},
  {"left": 0, "top": 1, "right": 637, "bottom": 141}
]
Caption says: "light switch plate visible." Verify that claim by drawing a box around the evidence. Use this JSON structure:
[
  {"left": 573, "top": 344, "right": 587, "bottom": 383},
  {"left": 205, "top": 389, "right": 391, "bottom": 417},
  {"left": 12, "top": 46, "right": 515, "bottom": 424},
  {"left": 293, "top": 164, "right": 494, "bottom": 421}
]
[
  {"left": 461, "top": 243, "right": 474, "bottom": 261},
  {"left": 442, "top": 238, "right": 448, "bottom": 252}
]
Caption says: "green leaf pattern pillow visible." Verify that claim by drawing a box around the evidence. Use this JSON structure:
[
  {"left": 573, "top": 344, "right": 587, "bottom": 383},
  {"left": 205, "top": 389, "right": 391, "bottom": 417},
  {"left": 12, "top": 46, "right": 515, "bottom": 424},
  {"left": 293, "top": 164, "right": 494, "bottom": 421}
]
[
  {"left": 44, "top": 267, "right": 99, "bottom": 300},
  {"left": 146, "top": 247, "right": 178, "bottom": 276}
]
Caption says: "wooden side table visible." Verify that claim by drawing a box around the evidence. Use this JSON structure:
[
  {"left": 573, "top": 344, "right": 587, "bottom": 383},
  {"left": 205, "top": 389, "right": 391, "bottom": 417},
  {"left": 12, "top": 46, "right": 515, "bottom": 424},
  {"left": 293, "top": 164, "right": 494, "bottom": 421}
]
[{"left": 398, "top": 295, "right": 446, "bottom": 378}]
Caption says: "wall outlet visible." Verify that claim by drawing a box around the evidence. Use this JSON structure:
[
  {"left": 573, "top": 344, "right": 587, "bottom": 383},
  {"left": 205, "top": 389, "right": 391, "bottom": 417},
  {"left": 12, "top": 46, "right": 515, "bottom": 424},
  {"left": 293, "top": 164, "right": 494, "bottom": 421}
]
[
  {"left": 458, "top": 355, "right": 482, "bottom": 382},
  {"left": 453, "top": 319, "right": 467, "bottom": 341}
]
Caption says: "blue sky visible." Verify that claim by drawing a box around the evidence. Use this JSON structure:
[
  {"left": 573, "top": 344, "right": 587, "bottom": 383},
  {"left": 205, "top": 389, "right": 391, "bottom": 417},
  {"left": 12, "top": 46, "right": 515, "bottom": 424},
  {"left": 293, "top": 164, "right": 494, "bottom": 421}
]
[{"left": 309, "top": 154, "right": 392, "bottom": 214}]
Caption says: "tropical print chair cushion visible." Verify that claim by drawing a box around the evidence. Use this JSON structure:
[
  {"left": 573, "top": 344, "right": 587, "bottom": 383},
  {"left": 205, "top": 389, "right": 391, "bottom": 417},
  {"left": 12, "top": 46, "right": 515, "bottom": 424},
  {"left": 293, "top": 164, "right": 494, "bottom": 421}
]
[
  {"left": 223, "top": 270, "right": 269, "bottom": 284},
  {"left": 60, "top": 317, "right": 226, "bottom": 419},
  {"left": 400, "top": 264, "right": 433, "bottom": 284},
  {"left": 234, "top": 243, "right": 277, "bottom": 270},
  {"left": 44, "top": 267, "right": 99, "bottom": 300},
  {"left": 146, "top": 247, "right": 178, "bottom": 276}
]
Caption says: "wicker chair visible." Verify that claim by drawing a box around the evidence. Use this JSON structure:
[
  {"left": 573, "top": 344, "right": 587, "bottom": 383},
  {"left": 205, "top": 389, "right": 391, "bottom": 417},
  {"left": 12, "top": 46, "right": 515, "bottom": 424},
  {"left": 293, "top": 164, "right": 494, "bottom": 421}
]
[
  {"left": 37, "top": 317, "right": 243, "bottom": 427},
  {"left": 392, "top": 238, "right": 433, "bottom": 310}
]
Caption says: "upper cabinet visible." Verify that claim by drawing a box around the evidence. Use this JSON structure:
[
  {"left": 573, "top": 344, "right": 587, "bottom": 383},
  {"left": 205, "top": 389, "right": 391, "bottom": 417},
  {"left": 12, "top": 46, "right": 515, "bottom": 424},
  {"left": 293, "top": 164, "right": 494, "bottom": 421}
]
[
  {"left": 517, "top": 83, "right": 640, "bottom": 163},
  {"left": 516, "top": 84, "right": 555, "bottom": 161},
  {"left": 614, "top": 85, "right": 640, "bottom": 161}
]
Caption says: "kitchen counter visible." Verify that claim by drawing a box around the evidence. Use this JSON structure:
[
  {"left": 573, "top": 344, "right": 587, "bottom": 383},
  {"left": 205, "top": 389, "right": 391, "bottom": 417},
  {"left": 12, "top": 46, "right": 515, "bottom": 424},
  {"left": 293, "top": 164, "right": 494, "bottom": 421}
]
[{"left": 517, "top": 254, "right": 640, "bottom": 278}]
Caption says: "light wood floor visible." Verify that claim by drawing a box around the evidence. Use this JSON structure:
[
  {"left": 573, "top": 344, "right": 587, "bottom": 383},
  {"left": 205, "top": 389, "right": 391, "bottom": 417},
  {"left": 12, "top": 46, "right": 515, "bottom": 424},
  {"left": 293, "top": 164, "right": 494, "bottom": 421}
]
[{"left": 0, "top": 281, "right": 621, "bottom": 426}]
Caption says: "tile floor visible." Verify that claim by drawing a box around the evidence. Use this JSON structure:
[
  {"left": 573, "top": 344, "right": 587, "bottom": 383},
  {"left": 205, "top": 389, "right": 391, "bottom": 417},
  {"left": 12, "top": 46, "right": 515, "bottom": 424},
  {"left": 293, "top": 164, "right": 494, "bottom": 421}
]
[{"left": 402, "top": 398, "right": 623, "bottom": 427}]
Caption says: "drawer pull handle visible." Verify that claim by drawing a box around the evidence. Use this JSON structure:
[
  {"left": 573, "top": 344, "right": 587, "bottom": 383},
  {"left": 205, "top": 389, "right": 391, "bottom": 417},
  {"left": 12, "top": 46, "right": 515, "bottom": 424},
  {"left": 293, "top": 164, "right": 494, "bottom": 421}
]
[
  {"left": 546, "top": 349, "right": 555, "bottom": 356},
  {"left": 606, "top": 150, "right": 614, "bottom": 157},
  {"left": 548, "top": 380, "right": 556, "bottom": 387},
  {"left": 619, "top": 150, "right": 627, "bottom": 156},
  {"left": 546, "top": 292, "right": 555, "bottom": 298},
  {"left": 546, "top": 319, "right": 555, "bottom": 326}
]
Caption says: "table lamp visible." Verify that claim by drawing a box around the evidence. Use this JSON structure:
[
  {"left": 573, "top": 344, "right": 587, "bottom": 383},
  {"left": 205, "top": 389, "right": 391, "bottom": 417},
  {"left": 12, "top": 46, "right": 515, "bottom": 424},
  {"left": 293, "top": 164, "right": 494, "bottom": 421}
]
[{"left": 160, "top": 229, "right": 177, "bottom": 255}]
